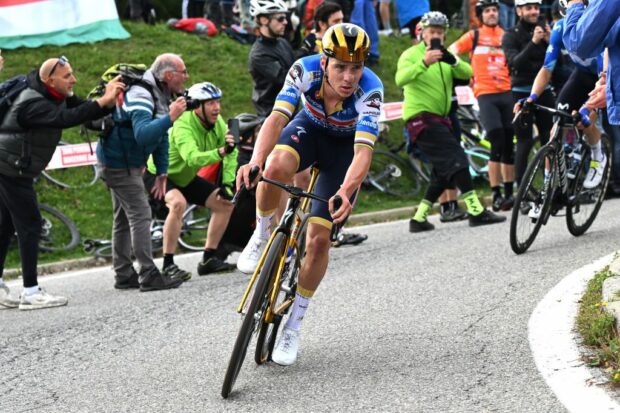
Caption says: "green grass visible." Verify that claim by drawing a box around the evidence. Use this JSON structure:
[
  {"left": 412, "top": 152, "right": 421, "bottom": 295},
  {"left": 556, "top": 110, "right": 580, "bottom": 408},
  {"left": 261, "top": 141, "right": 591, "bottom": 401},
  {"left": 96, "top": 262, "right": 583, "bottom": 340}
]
[
  {"left": 1, "top": 24, "right": 467, "bottom": 269},
  {"left": 576, "top": 267, "right": 620, "bottom": 384}
]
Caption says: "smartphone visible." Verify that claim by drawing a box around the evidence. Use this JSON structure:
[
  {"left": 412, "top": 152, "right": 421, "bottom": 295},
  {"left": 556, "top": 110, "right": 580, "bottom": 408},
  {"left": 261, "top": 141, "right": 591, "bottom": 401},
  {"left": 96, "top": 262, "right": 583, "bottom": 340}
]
[
  {"left": 430, "top": 38, "right": 442, "bottom": 50},
  {"left": 227, "top": 118, "right": 240, "bottom": 144}
]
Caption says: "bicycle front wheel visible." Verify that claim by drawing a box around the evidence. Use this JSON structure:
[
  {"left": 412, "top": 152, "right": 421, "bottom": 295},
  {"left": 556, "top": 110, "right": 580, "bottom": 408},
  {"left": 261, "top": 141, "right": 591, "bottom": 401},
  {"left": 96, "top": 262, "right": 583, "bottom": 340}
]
[
  {"left": 178, "top": 204, "right": 211, "bottom": 251},
  {"left": 38, "top": 204, "right": 80, "bottom": 252},
  {"left": 509, "top": 145, "right": 556, "bottom": 254},
  {"left": 221, "top": 232, "right": 286, "bottom": 399},
  {"left": 566, "top": 136, "right": 612, "bottom": 236},
  {"left": 367, "top": 150, "right": 422, "bottom": 197},
  {"left": 41, "top": 142, "right": 100, "bottom": 189}
]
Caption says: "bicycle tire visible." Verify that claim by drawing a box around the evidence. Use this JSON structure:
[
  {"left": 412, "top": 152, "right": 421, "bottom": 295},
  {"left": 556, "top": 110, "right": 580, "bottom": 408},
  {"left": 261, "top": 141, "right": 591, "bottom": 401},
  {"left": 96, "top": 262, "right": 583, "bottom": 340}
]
[
  {"left": 178, "top": 204, "right": 211, "bottom": 251},
  {"left": 509, "top": 145, "right": 557, "bottom": 254},
  {"left": 465, "top": 146, "right": 490, "bottom": 181},
  {"left": 38, "top": 204, "right": 80, "bottom": 252},
  {"left": 566, "top": 136, "right": 612, "bottom": 236},
  {"left": 367, "top": 150, "right": 422, "bottom": 197},
  {"left": 255, "top": 215, "right": 309, "bottom": 364},
  {"left": 41, "top": 141, "right": 99, "bottom": 189},
  {"left": 221, "top": 232, "right": 286, "bottom": 399},
  {"left": 94, "top": 244, "right": 113, "bottom": 259}
]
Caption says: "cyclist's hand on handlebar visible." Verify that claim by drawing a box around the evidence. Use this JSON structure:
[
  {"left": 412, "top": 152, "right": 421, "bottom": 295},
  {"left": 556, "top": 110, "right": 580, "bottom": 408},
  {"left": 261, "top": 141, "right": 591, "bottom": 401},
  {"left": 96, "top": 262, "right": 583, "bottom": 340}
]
[
  {"left": 573, "top": 107, "right": 592, "bottom": 129},
  {"left": 329, "top": 191, "right": 351, "bottom": 225},
  {"left": 236, "top": 163, "right": 262, "bottom": 191}
]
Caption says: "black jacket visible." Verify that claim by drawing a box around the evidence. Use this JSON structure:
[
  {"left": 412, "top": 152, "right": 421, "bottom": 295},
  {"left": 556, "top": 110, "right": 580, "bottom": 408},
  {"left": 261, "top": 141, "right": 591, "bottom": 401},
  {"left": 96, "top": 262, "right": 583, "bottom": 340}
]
[
  {"left": 502, "top": 19, "right": 549, "bottom": 88},
  {"left": 0, "top": 70, "right": 107, "bottom": 177},
  {"left": 249, "top": 35, "right": 296, "bottom": 117}
]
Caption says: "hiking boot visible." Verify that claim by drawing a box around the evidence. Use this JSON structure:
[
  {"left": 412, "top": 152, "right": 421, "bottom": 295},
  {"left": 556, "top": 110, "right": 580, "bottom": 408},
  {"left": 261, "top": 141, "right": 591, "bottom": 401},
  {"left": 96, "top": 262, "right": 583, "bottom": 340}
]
[
  {"left": 237, "top": 232, "right": 268, "bottom": 274},
  {"left": 492, "top": 196, "right": 505, "bottom": 212},
  {"left": 0, "top": 285, "right": 19, "bottom": 309},
  {"left": 440, "top": 207, "right": 467, "bottom": 223},
  {"left": 114, "top": 270, "right": 140, "bottom": 290},
  {"left": 583, "top": 154, "right": 607, "bottom": 189},
  {"left": 271, "top": 327, "right": 300, "bottom": 366},
  {"left": 139, "top": 267, "right": 183, "bottom": 292},
  {"left": 332, "top": 232, "right": 368, "bottom": 247},
  {"left": 468, "top": 209, "right": 507, "bottom": 227},
  {"left": 19, "top": 288, "right": 68, "bottom": 311},
  {"left": 197, "top": 257, "right": 236, "bottom": 276},
  {"left": 162, "top": 264, "right": 191, "bottom": 282},
  {"left": 500, "top": 195, "right": 515, "bottom": 211},
  {"left": 409, "top": 219, "right": 435, "bottom": 233}
]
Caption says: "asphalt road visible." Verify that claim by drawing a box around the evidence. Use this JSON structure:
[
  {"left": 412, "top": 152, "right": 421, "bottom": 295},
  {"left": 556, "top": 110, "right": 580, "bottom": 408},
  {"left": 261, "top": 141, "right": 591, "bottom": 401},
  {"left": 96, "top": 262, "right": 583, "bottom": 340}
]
[{"left": 2, "top": 199, "right": 620, "bottom": 412}]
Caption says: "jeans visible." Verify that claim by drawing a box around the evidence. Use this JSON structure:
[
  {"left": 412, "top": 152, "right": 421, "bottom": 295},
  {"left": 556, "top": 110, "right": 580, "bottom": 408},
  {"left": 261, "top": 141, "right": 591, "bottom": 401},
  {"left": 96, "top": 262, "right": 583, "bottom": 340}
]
[
  {"left": 499, "top": 3, "right": 515, "bottom": 30},
  {"left": 351, "top": 0, "right": 380, "bottom": 59}
]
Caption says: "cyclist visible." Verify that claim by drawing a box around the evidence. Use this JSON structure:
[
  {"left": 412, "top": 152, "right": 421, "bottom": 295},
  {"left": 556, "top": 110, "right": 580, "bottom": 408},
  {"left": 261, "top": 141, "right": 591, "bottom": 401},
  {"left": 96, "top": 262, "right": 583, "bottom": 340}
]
[
  {"left": 514, "top": 1, "right": 605, "bottom": 195},
  {"left": 501, "top": 0, "right": 554, "bottom": 192},
  {"left": 396, "top": 11, "right": 506, "bottom": 233},
  {"left": 236, "top": 23, "right": 382, "bottom": 366},
  {"left": 145, "top": 82, "right": 237, "bottom": 277},
  {"left": 450, "top": 0, "right": 516, "bottom": 212}
]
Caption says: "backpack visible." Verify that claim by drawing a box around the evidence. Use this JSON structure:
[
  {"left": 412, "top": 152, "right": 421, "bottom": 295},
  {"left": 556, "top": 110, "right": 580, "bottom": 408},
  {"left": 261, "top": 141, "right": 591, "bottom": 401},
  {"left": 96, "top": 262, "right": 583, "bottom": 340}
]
[
  {"left": 0, "top": 74, "right": 28, "bottom": 125},
  {"left": 83, "top": 63, "right": 156, "bottom": 137}
]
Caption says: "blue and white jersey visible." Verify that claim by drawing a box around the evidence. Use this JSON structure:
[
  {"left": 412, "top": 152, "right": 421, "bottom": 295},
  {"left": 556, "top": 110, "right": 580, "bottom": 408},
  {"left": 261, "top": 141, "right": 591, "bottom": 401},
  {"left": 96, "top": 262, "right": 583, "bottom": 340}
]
[
  {"left": 273, "top": 54, "right": 384, "bottom": 149},
  {"left": 544, "top": 18, "right": 601, "bottom": 75}
]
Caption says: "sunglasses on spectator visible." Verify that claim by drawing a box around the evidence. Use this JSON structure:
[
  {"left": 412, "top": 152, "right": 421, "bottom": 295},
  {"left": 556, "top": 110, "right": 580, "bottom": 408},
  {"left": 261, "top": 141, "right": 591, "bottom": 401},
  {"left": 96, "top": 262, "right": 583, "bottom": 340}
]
[
  {"left": 48, "top": 56, "right": 68, "bottom": 78},
  {"left": 271, "top": 15, "right": 287, "bottom": 23}
]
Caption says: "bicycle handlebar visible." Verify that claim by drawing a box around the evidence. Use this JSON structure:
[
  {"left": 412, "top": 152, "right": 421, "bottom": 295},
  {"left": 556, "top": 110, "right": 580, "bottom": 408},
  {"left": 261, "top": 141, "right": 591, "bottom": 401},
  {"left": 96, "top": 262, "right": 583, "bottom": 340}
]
[
  {"left": 513, "top": 102, "right": 589, "bottom": 126},
  {"left": 232, "top": 165, "right": 260, "bottom": 205}
]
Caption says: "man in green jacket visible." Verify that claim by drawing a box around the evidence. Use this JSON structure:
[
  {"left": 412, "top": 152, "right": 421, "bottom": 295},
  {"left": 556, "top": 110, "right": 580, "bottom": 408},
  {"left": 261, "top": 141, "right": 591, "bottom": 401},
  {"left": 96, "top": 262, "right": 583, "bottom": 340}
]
[
  {"left": 146, "top": 82, "right": 237, "bottom": 277},
  {"left": 395, "top": 11, "right": 505, "bottom": 232}
]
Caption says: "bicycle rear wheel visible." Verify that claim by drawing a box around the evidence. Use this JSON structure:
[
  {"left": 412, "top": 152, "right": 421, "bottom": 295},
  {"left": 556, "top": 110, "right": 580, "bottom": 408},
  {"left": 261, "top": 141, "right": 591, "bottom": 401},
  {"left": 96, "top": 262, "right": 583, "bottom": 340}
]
[
  {"left": 509, "top": 145, "right": 557, "bottom": 254},
  {"left": 566, "top": 136, "right": 612, "bottom": 236},
  {"left": 367, "top": 150, "right": 422, "bottom": 197},
  {"left": 41, "top": 141, "right": 99, "bottom": 189},
  {"left": 221, "top": 232, "right": 286, "bottom": 399},
  {"left": 38, "top": 204, "right": 80, "bottom": 252},
  {"left": 178, "top": 204, "right": 211, "bottom": 251},
  {"left": 465, "top": 146, "right": 490, "bottom": 181}
]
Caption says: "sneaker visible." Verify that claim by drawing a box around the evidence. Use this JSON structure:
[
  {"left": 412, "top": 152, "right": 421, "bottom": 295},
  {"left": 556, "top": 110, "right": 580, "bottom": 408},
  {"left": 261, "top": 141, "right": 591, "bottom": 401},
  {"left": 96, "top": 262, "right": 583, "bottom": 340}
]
[
  {"left": 197, "top": 257, "right": 236, "bottom": 276},
  {"left": 139, "top": 267, "right": 183, "bottom": 292},
  {"left": 162, "top": 264, "right": 191, "bottom": 282},
  {"left": 500, "top": 195, "right": 515, "bottom": 211},
  {"left": 271, "top": 327, "right": 300, "bottom": 366},
  {"left": 492, "top": 196, "right": 505, "bottom": 212},
  {"left": 237, "top": 232, "right": 268, "bottom": 274},
  {"left": 332, "top": 232, "right": 368, "bottom": 247},
  {"left": 409, "top": 219, "right": 435, "bottom": 233},
  {"left": 468, "top": 209, "right": 507, "bottom": 227},
  {"left": 19, "top": 288, "right": 68, "bottom": 311},
  {"left": 583, "top": 155, "right": 607, "bottom": 189},
  {"left": 0, "top": 285, "right": 19, "bottom": 308},
  {"left": 440, "top": 207, "right": 468, "bottom": 223},
  {"left": 114, "top": 270, "right": 140, "bottom": 290},
  {"left": 378, "top": 28, "right": 394, "bottom": 36}
]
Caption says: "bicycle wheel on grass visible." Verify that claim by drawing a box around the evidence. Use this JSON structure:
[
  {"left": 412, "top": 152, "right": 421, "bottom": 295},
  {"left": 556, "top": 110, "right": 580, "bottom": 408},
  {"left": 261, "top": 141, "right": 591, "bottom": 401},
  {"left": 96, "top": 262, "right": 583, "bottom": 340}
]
[
  {"left": 41, "top": 141, "right": 99, "bottom": 189},
  {"left": 566, "top": 136, "right": 612, "bottom": 236},
  {"left": 221, "top": 232, "right": 286, "bottom": 399},
  {"left": 509, "top": 146, "right": 557, "bottom": 254},
  {"left": 178, "top": 204, "right": 211, "bottom": 251},
  {"left": 367, "top": 150, "right": 422, "bottom": 197},
  {"left": 38, "top": 204, "right": 80, "bottom": 252}
]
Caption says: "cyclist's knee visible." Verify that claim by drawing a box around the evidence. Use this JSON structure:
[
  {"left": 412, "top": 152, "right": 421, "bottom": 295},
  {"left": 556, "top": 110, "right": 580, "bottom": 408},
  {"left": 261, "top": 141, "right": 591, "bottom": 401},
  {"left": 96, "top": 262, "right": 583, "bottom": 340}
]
[
  {"left": 306, "top": 232, "right": 331, "bottom": 256},
  {"left": 165, "top": 191, "right": 187, "bottom": 216},
  {"left": 264, "top": 150, "right": 298, "bottom": 181}
]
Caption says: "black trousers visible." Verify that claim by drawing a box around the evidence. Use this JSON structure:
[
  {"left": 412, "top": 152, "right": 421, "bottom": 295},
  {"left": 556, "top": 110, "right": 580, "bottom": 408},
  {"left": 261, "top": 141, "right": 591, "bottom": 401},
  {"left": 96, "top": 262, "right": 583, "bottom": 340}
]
[{"left": 0, "top": 174, "right": 41, "bottom": 287}]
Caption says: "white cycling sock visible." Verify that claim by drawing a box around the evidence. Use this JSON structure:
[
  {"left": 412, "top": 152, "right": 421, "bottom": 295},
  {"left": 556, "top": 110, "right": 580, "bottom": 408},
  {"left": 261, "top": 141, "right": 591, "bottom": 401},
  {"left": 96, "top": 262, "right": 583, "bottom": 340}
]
[
  {"left": 24, "top": 285, "right": 39, "bottom": 295},
  {"left": 590, "top": 141, "right": 603, "bottom": 162},
  {"left": 256, "top": 211, "right": 274, "bottom": 240},
  {"left": 284, "top": 291, "right": 312, "bottom": 332}
]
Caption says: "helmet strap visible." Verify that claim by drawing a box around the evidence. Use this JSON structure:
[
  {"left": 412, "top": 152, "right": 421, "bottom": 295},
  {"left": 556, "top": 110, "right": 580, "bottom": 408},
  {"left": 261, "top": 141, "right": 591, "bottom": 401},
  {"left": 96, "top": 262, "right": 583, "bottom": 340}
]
[{"left": 197, "top": 103, "right": 214, "bottom": 129}]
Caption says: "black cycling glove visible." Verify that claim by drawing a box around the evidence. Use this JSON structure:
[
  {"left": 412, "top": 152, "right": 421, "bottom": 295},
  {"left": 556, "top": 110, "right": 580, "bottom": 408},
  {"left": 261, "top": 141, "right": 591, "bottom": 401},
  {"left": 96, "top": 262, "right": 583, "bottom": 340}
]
[
  {"left": 440, "top": 47, "right": 457, "bottom": 65},
  {"left": 224, "top": 142, "right": 236, "bottom": 154},
  {"left": 302, "top": 33, "right": 317, "bottom": 52}
]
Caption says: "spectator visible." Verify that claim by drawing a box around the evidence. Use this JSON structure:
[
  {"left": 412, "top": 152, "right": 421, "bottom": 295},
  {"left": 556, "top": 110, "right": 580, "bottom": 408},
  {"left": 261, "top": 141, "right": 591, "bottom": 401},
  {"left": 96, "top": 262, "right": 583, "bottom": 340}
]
[
  {"left": 302, "top": 2, "right": 344, "bottom": 54},
  {"left": 238, "top": 0, "right": 254, "bottom": 30},
  {"left": 395, "top": 11, "right": 506, "bottom": 233},
  {"left": 235, "top": 113, "right": 265, "bottom": 167},
  {"left": 378, "top": 0, "right": 393, "bottom": 36},
  {"left": 395, "top": 0, "right": 429, "bottom": 40},
  {"left": 502, "top": 0, "right": 553, "bottom": 192},
  {"left": 145, "top": 82, "right": 237, "bottom": 276},
  {"left": 96, "top": 53, "right": 188, "bottom": 292},
  {"left": 303, "top": 0, "right": 325, "bottom": 32},
  {"left": 498, "top": 0, "right": 515, "bottom": 28},
  {"left": 450, "top": 0, "right": 516, "bottom": 212},
  {"left": 350, "top": 0, "right": 380, "bottom": 64},
  {"left": 206, "top": 0, "right": 235, "bottom": 29},
  {"left": 248, "top": 0, "right": 296, "bottom": 117},
  {"left": 0, "top": 57, "right": 123, "bottom": 310},
  {"left": 182, "top": 0, "right": 206, "bottom": 18}
]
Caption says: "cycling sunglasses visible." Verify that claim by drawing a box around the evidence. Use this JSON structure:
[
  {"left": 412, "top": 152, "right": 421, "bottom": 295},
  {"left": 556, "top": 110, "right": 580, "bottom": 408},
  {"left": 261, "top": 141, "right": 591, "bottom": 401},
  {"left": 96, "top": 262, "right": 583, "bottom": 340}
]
[
  {"left": 48, "top": 55, "right": 69, "bottom": 78},
  {"left": 271, "top": 15, "right": 287, "bottom": 23}
]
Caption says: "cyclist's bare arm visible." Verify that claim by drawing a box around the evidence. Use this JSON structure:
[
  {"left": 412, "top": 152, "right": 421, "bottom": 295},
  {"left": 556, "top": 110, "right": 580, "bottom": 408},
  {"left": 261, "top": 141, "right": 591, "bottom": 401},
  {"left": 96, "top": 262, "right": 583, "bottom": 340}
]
[
  {"left": 330, "top": 145, "right": 373, "bottom": 224},
  {"left": 514, "top": 67, "right": 552, "bottom": 113},
  {"left": 236, "top": 112, "right": 289, "bottom": 190}
]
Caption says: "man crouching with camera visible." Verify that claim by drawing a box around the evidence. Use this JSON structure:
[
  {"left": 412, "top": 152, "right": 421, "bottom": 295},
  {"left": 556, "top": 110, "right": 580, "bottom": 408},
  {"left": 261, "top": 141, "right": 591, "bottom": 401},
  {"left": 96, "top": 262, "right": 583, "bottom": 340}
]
[
  {"left": 144, "top": 82, "right": 238, "bottom": 278},
  {"left": 97, "top": 53, "right": 188, "bottom": 292}
]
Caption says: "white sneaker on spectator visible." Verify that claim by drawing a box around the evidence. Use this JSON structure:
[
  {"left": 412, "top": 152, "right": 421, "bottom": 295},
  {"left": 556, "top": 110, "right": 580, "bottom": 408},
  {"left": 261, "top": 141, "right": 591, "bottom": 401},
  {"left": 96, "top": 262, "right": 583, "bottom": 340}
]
[
  {"left": 237, "top": 232, "right": 268, "bottom": 274},
  {"left": 378, "top": 29, "right": 393, "bottom": 36},
  {"left": 271, "top": 327, "right": 300, "bottom": 366},
  {"left": 400, "top": 27, "right": 410, "bottom": 35},
  {"left": 583, "top": 155, "right": 607, "bottom": 189},
  {"left": 19, "top": 288, "right": 68, "bottom": 311},
  {"left": 0, "top": 285, "right": 19, "bottom": 309}
]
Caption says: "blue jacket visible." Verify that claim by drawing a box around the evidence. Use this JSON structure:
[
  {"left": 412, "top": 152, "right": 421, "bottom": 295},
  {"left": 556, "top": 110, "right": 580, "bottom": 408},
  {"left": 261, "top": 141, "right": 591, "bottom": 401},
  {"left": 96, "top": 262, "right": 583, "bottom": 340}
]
[
  {"left": 395, "top": 0, "right": 429, "bottom": 28},
  {"left": 96, "top": 70, "right": 172, "bottom": 172},
  {"left": 563, "top": 1, "right": 620, "bottom": 125}
]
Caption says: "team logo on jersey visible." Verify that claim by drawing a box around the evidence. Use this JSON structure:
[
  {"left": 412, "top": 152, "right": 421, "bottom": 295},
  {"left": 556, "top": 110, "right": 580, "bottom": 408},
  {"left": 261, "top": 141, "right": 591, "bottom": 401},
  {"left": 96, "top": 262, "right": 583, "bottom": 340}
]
[
  {"left": 296, "top": 126, "right": 307, "bottom": 136},
  {"left": 289, "top": 63, "right": 304, "bottom": 82},
  {"left": 557, "top": 102, "right": 570, "bottom": 111},
  {"left": 363, "top": 91, "right": 382, "bottom": 109}
]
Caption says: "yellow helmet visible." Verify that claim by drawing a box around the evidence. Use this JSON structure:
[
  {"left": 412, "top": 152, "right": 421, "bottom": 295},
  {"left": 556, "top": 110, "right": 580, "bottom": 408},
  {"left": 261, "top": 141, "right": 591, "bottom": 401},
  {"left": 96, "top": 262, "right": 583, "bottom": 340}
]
[{"left": 322, "top": 23, "right": 370, "bottom": 63}]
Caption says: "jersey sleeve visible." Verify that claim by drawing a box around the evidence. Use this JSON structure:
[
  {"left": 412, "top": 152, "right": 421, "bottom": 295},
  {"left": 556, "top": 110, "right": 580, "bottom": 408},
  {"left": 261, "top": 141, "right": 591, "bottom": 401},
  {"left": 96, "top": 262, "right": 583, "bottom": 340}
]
[
  {"left": 354, "top": 74, "right": 384, "bottom": 150},
  {"left": 543, "top": 21, "right": 564, "bottom": 72},
  {"left": 272, "top": 59, "right": 310, "bottom": 120},
  {"left": 449, "top": 31, "right": 474, "bottom": 56}
]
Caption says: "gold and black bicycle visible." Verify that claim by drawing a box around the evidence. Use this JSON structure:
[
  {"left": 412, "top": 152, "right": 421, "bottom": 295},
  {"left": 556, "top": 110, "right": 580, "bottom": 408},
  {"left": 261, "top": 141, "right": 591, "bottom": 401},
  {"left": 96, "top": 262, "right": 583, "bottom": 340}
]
[{"left": 221, "top": 165, "right": 341, "bottom": 398}]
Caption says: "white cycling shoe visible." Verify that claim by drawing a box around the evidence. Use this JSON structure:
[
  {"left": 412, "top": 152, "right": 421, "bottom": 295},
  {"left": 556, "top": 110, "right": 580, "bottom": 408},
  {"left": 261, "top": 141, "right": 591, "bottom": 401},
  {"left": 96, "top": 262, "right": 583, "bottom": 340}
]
[
  {"left": 528, "top": 203, "right": 542, "bottom": 220},
  {"left": 237, "top": 231, "right": 268, "bottom": 274},
  {"left": 583, "top": 154, "right": 607, "bottom": 189},
  {"left": 271, "top": 327, "right": 300, "bottom": 366}
]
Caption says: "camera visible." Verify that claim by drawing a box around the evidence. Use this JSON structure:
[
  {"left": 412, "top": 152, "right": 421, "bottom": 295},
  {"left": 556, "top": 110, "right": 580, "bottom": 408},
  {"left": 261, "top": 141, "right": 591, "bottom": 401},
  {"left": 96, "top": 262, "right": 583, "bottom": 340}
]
[{"left": 183, "top": 90, "right": 201, "bottom": 110}]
